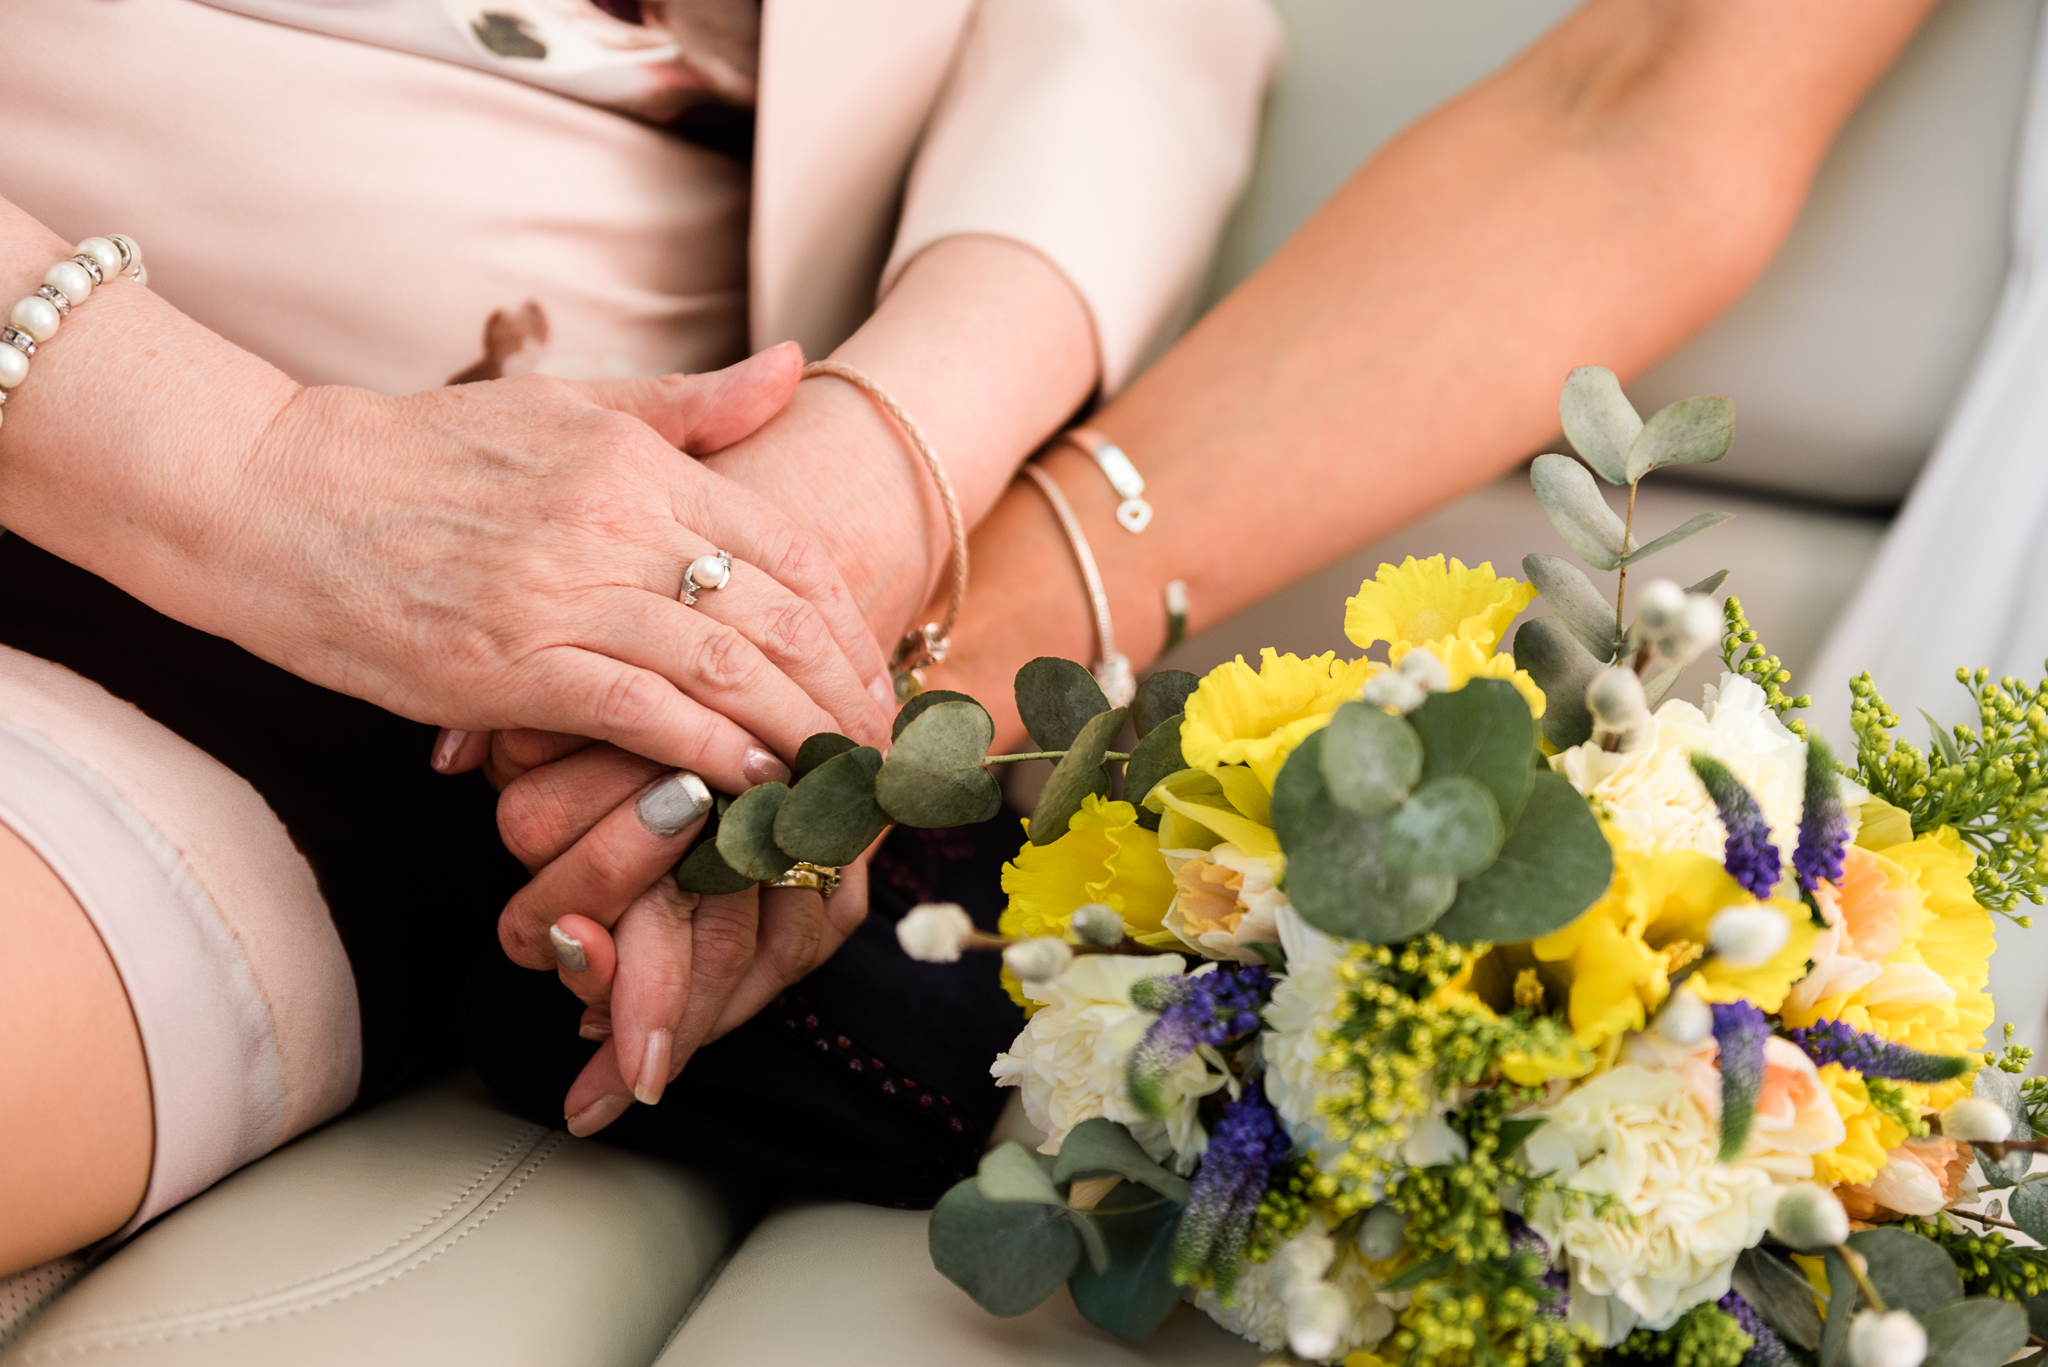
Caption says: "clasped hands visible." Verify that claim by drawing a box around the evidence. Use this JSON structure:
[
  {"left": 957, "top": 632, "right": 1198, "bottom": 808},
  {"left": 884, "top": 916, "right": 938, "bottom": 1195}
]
[{"left": 426, "top": 342, "right": 928, "bottom": 1136}]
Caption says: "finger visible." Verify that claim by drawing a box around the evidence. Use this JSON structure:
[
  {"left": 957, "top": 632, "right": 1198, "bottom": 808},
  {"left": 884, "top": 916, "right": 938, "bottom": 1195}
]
[
  {"left": 485, "top": 730, "right": 597, "bottom": 791},
  {"left": 496, "top": 743, "right": 670, "bottom": 870},
  {"left": 613, "top": 885, "right": 760, "bottom": 1106},
  {"left": 684, "top": 556, "right": 889, "bottom": 748},
  {"left": 564, "top": 1038, "right": 633, "bottom": 1137},
  {"left": 708, "top": 860, "right": 871, "bottom": 1042},
  {"left": 545, "top": 913, "right": 619, "bottom": 1039},
  {"left": 517, "top": 647, "right": 790, "bottom": 790},
  {"left": 429, "top": 727, "right": 494, "bottom": 775},
  {"left": 575, "top": 342, "right": 802, "bottom": 454},
  {"left": 498, "top": 769, "right": 712, "bottom": 969},
  {"left": 675, "top": 478, "right": 894, "bottom": 707},
  {"left": 574, "top": 588, "right": 845, "bottom": 769}
]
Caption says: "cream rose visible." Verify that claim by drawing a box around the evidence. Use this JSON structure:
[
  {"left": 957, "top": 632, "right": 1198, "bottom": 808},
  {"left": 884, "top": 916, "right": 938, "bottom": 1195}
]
[
  {"left": 1524, "top": 1065, "right": 1783, "bottom": 1345},
  {"left": 990, "top": 953, "right": 1229, "bottom": 1173}
]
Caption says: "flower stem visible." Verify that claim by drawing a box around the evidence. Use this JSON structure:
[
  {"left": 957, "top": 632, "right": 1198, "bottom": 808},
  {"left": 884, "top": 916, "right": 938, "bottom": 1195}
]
[
  {"left": 1614, "top": 478, "right": 1639, "bottom": 652},
  {"left": 1948, "top": 1208, "right": 2029, "bottom": 1235},
  {"left": 1836, "top": 1245, "right": 1888, "bottom": 1314},
  {"left": 983, "top": 750, "right": 1132, "bottom": 766}
]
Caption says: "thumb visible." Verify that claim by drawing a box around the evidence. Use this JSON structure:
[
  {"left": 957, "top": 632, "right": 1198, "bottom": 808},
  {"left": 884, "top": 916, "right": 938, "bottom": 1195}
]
[{"left": 576, "top": 341, "right": 803, "bottom": 452}]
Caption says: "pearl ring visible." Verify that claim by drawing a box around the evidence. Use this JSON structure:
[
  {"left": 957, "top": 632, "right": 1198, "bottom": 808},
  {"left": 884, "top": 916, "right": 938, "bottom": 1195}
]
[{"left": 681, "top": 550, "right": 733, "bottom": 606}]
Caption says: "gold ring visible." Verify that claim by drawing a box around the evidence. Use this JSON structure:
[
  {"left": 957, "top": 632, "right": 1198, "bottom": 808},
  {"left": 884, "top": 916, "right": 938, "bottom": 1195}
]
[{"left": 767, "top": 862, "right": 841, "bottom": 897}]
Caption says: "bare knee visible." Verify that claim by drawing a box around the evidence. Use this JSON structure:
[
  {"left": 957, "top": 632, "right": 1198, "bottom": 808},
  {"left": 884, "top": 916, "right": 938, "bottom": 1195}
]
[{"left": 0, "top": 819, "right": 153, "bottom": 1275}]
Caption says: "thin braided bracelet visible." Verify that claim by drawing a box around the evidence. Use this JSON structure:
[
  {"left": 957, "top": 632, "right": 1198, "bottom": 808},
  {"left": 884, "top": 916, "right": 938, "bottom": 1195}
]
[
  {"left": 0, "top": 235, "right": 146, "bottom": 433},
  {"left": 801, "top": 359, "right": 969, "bottom": 701},
  {"left": 1021, "top": 462, "right": 1135, "bottom": 708}
]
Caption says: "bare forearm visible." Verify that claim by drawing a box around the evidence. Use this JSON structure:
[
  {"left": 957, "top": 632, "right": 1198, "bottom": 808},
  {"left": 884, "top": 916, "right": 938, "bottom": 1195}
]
[{"left": 929, "top": 0, "right": 1938, "bottom": 747}]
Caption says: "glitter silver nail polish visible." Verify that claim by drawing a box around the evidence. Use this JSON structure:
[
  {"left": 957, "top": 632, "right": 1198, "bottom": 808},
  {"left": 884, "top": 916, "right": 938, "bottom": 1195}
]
[{"left": 636, "top": 770, "right": 713, "bottom": 837}]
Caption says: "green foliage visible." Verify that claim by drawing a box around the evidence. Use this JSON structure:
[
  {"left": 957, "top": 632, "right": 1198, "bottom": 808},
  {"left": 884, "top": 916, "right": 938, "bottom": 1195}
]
[
  {"left": 891, "top": 688, "right": 981, "bottom": 740},
  {"left": 1523, "top": 553, "right": 1621, "bottom": 663},
  {"left": 1052, "top": 1117, "right": 1191, "bottom": 1205},
  {"left": 1848, "top": 667, "right": 2048, "bottom": 920},
  {"left": 1322, "top": 699, "right": 1424, "bottom": 817},
  {"left": 773, "top": 745, "right": 888, "bottom": 865},
  {"left": 1132, "top": 670, "right": 1198, "bottom": 740},
  {"left": 1901, "top": 1215, "right": 2048, "bottom": 1305},
  {"left": 1122, "top": 714, "right": 1188, "bottom": 829},
  {"left": 1030, "top": 707, "right": 1125, "bottom": 845},
  {"left": 1819, "top": 1230, "right": 1965, "bottom": 1367},
  {"left": 1615, "top": 1301, "right": 1752, "bottom": 1367},
  {"left": 876, "top": 699, "right": 1004, "bottom": 829},
  {"left": 1733, "top": 1247, "right": 1823, "bottom": 1351},
  {"left": 715, "top": 780, "right": 796, "bottom": 880},
  {"left": 1015, "top": 656, "right": 1111, "bottom": 751},
  {"left": 1432, "top": 772, "right": 1613, "bottom": 943},
  {"left": 1532, "top": 452, "right": 1630, "bottom": 570},
  {"left": 1863, "top": 1077, "right": 1930, "bottom": 1138},
  {"left": 791, "top": 731, "right": 858, "bottom": 782},
  {"left": 1382, "top": 776, "right": 1504, "bottom": 879},
  {"left": 1623, "top": 395, "right": 1736, "bottom": 484},
  {"left": 1514, "top": 616, "right": 1601, "bottom": 750},
  {"left": 1720, "top": 596, "right": 1812, "bottom": 734}
]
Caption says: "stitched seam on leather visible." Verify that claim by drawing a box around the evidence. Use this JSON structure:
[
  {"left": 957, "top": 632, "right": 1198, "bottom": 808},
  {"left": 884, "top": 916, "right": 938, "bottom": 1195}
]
[
  {"left": 36, "top": 1123, "right": 545, "bottom": 1340},
  {"left": 16, "top": 1133, "right": 569, "bottom": 1362}
]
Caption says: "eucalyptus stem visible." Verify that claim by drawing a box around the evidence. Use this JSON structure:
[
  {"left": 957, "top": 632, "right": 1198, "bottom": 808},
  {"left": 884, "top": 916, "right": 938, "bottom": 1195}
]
[
  {"left": 1948, "top": 1208, "right": 2030, "bottom": 1236},
  {"left": 1836, "top": 1245, "right": 1888, "bottom": 1314},
  {"left": 984, "top": 750, "right": 1132, "bottom": 766},
  {"left": 1614, "top": 478, "right": 1640, "bottom": 650}
]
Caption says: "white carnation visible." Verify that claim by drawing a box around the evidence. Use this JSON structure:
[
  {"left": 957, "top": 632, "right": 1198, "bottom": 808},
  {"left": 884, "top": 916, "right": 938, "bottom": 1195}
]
[
  {"left": 1196, "top": 1219, "right": 1406, "bottom": 1363},
  {"left": 989, "top": 953, "right": 1229, "bottom": 1173},
  {"left": 1552, "top": 673, "right": 1837, "bottom": 863},
  {"left": 1525, "top": 1065, "right": 1784, "bottom": 1346},
  {"left": 1260, "top": 905, "right": 1349, "bottom": 1162}
]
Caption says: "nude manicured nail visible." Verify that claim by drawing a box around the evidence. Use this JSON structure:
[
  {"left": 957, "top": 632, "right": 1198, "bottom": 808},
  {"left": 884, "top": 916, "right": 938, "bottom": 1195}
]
[
  {"left": 742, "top": 748, "right": 790, "bottom": 787},
  {"left": 566, "top": 1093, "right": 631, "bottom": 1138},
  {"left": 548, "top": 923, "right": 588, "bottom": 974},
  {"left": 430, "top": 729, "right": 468, "bottom": 773},
  {"left": 635, "top": 1027, "right": 674, "bottom": 1107},
  {"left": 869, "top": 675, "right": 894, "bottom": 708},
  {"left": 579, "top": 1020, "right": 612, "bottom": 1043},
  {"left": 636, "top": 771, "right": 713, "bottom": 837}
]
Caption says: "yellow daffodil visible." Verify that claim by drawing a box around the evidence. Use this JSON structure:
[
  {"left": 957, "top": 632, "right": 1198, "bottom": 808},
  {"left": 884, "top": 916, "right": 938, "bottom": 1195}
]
[
  {"left": 999, "top": 795, "right": 1180, "bottom": 1007},
  {"left": 1344, "top": 555, "right": 1537, "bottom": 656},
  {"left": 1429, "top": 636, "right": 1547, "bottom": 719},
  {"left": 1522, "top": 835, "right": 1815, "bottom": 1056},
  {"left": 1181, "top": 648, "right": 1378, "bottom": 790},
  {"left": 1779, "top": 824, "right": 1993, "bottom": 1108},
  {"left": 1146, "top": 766, "right": 1283, "bottom": 867},
  {"left": 1809, "top": 1062, "right": 1907, "bottom": 1187}
]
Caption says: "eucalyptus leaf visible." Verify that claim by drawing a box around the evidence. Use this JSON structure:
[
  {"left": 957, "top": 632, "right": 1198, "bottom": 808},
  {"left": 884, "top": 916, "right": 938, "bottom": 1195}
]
[
  {"left": 1625, "top": 393, "right": 1735, "bottom": 483},
  {"left": 1407, "top": 678, "right": 1537, "bottom": 828},
  {"left": 1274, "top": 731, "right": 1457, "bottom": 942},
  {"left": 978, "top": 1140, "right": 1067, "bottom": 1206},
  {"left": 1381, "top": 775, "right": 1504, "bottom": 879},
  {"left": 672, "top": 828, "right": 758, "bottom": 894},
  {"left": 1133, "top": 671, "right": 1200, "bottom": 740},
  {"left": 893, "top": 688, "right": 985, "bottom": 741},
  {"left": 1532, "top": 453, "right": 1630, "bottom": 571},
  {"left": 1733, "top": 1247, "right": 1824, "bottom": 1351},
  {"left": 714, "top": 781, "right": 796, "bottom": 881},
  {"left": 1016, "top": 657, "right": 1112, "bottom": 752},
  {"left": 2009, "top": 1182, "right": 2048, "bottom": 1244},
  {"left": 1689, "top": 569, "right": 1730, "bottom": 596},
  {"left": 1642, "top": 659, "right": 1687, "bottom": 711},
  {"left": 1122, "top": 715, "right": 1188, "bottom": 822},
  {"left": 1032, "top": 708, "right": 1127, "bottom": 846},
  {"left": 1053, "top": 1118, "right": 1192, "bottom": 1206},
  {"left": 774, "top": 747, "right": 888, "bottom": 865},
  {"left": 1522, "top": 553, "right": 1618, "bottom": 662},
  {"left": 1067, "top": 1194, "right": 1185, "bottom": 1339},
  {"left": 1559, "top": 365, "right": 1641, "bottom": 486},
  {"left": 929, "top": 1177, "right": 1081, "bottom": 1317},
  {"left": 792, "top": 732, "right": 858, "bottom": 783},
  {"left": 878, "top": 701, "right": 1004, "bottom": 829},
  {"left": 2029, "top": 1291, "right": 2048, "bottom": 1343},
  {"left": 1852, "top": 1228, "right": 1964, "bottom": 1316},
  {"left": 1320, "top": 700, "right": 1424, "bottom": 817},
  {"left": 1975, "top": 1068, "right": 2034, "bottom": 1189},
  {"left": 1431, "top": 770, "right": 1613, "bottom": 942},
  {"left": 1513, "top": 618, "right": 1598, "bottom": 751},
  {"left": 1923, "top": 1298, "right": 2030, "bottom": 1367},
  {"left": 1618, "top": 510, "right": 1735, "bottom": 567}
]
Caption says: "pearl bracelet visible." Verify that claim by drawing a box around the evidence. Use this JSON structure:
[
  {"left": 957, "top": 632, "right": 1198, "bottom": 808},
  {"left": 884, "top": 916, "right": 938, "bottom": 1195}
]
[{"left": 0, "top": 234, "right": 146, "bottom": 432}]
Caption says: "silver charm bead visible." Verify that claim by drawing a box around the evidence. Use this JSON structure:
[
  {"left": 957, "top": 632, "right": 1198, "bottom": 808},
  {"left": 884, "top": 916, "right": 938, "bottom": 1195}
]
[
  {"left": 37, "top": 285, "right": 70, "bottom": 317},
  {"left": 680, "top": 550, "right": 734, "bottom": 606},
  {"left": 71, "top": 253, "right": 104, "bottom": 287},
  {"left": 109, "top": 234, "right": 144, "bottom": 278},
  {"left": 2, "top": 328, "right": 37, "bottom": 359}
]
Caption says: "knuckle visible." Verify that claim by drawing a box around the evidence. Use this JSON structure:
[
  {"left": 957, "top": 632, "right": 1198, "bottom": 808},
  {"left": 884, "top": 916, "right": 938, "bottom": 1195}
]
[
  {"left": 590, "top": 667, "right": 671, "bottom": 738},
  {"left": 690, "top": 910, "right": 758, "bottom": 979},
  {"left": 757, "top": 598, "right": 827, "bottom": 665},
  {"left": 690, "top": 623, "right": 761, "bottom": 694},
  {"left": 498, "top": 779, "right": 569, "bottom": 866}
]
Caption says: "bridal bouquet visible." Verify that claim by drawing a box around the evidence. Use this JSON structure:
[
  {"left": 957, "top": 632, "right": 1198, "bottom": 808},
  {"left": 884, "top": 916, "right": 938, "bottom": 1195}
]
[{"left": 678, "top": 369, "right": 2048, "bottom": 1367}]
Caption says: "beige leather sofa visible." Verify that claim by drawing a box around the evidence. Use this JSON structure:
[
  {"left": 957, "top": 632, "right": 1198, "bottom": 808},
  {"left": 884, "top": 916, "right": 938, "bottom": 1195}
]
[{"left": 2, "top": 0, "right": 2037, "bottom": 1360}]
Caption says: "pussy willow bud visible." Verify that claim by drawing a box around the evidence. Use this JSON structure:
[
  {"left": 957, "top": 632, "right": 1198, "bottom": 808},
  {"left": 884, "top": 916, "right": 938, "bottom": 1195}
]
[
  {"left": 1671, "top": 594, "right": 1722, "bottom": 662},
  {"left": 1363, "top": 671, "right": 1428, "bottom": 714},
  {"left": 1003, "top": 937, "right": 1074, "bottom": 983},
  {"left": 896, "top": 902, "right": 975, "bottom": 963},
  {"left": 1357, "top": 1204, "right": 1409, "bottom": 1262},
  {"left": 1849, "top": 1310, "right": 1928, "bottom": 1367},
  {"left": 1069, "top": 902, "right": 1126, "bottom": 947},
  {"left": 1655, "top": 987, "right": 1714, "bottom": 1046},
  {"left": 1272, "top": 1230, "right": 1337, "bottom": 1294},
  {"left": 1636, "top": 579, "right": 1686, "bottom": 632},
  {"left": 1286, "top": 1283, "right": 1349, "bottom": 1362},
  {"left": 1588, "top": 665, "right": 1653, "bottom": 752},
  {"left": 1397, "top": 646, "right": 1450, "bottom": 692},
  {"left": 1709, "top": 905, "right": 1791, "bottom": 968},
  {"left": 1769, "top": 1182, "right": 1850, "bottom": 1252},
  {"left": 1941, "top": 1096, "right": 2014, "bottom": 1143}
]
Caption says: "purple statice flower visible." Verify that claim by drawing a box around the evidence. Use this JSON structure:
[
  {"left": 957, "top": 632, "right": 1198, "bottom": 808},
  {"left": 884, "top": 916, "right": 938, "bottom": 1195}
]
[
  {"left": 1786, "top": 1018, "right": 1970, "bottom": 1083},
  {"left": 1690, "top": 755, "right": 1784, "bottom": 900},
  {"left": 1505, "top": 1214, "right": 1568, "bottom": 1317},
  {"left": 1713, "top": 1001, "right": 1770, "bottom": 1162},
  {"left": 1171, "top": 1085, "right": 1292, "bottom": 1303},
  {"left": 1793, "top": 736, "right": 1851, "bottom": 894},
  {"left": 1720, "top": 1289, "right": 1796, "bottom": 1367},
  {"left": 1127, "top": 966, "right": 1270, "bottom": 1117}
]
